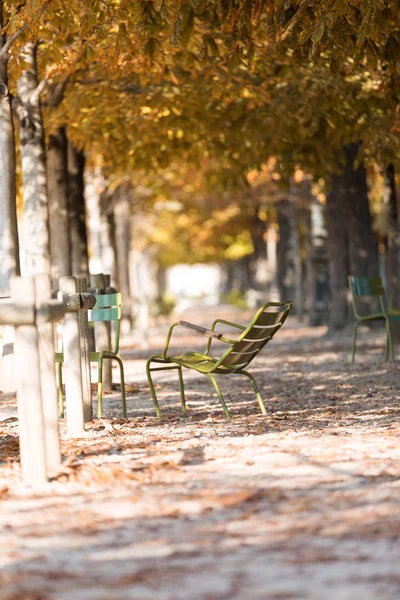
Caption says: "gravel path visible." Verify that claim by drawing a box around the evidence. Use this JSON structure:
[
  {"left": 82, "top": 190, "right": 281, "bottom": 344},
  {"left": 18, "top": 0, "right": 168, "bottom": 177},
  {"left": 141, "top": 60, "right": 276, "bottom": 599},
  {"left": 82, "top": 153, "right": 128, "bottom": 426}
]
[{"left": 1, "top": 310, "right": 400, "bottom": 599}]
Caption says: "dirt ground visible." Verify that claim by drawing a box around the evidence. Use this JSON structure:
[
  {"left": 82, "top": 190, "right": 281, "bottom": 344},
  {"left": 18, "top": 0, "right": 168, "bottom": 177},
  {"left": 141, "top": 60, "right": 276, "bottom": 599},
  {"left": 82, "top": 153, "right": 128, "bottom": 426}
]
[{"left": 1, "top": 307, "right": 400, "bottom": 600}]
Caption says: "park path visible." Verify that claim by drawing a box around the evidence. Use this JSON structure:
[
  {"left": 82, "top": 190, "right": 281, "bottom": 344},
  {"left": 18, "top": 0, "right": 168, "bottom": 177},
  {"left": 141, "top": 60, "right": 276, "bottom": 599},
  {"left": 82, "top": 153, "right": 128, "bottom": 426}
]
[{"left": 1, "top": 306, "right": 400, "bottom": 600}]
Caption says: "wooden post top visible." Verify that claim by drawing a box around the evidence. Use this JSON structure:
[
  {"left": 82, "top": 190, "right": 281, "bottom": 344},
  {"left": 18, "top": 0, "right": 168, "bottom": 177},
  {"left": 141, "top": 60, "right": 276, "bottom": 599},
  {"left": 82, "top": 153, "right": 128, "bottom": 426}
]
[{"left": 58, "top": 292, "right": 96, "bottom": 312}]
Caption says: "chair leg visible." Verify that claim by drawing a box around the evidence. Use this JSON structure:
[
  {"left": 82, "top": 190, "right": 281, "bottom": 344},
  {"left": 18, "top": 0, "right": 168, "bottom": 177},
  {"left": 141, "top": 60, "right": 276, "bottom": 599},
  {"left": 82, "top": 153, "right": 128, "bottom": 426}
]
[
  {"left": 351, "top": 322, "right": 359, "bottom": 363},
  {"left": 242, "top": 371, "right": 267, "bottom": 415},
  {"left": 146, "top": 357, "right": 162, "bottom": 418},
  {"left": 97, "top": 356, "right": 103, "bottom": 418},
  {"left": 57, "top": 362, "right": 64, "bottom": 418},
  {"left": 385, "top": 319, "right": 395, "bottom": 361},
  {"left": 178, "top": 366, "right": 187, "bottom": 417},
  {"left": 207, "top": 374, "right": 231, "bottom": 418},
  {"left": 385, "top": 329, "right": 389, "bottom": 361},
  {"left": 114, "top": 356, "right": 127, "bottom": 417}
]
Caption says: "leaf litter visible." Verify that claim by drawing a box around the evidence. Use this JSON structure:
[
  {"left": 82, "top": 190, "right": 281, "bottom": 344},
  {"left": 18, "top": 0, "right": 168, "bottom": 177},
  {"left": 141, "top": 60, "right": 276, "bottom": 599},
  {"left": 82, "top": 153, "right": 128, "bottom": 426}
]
[{"left": 1, "top": 319, "right": 400, "bottom": 599}]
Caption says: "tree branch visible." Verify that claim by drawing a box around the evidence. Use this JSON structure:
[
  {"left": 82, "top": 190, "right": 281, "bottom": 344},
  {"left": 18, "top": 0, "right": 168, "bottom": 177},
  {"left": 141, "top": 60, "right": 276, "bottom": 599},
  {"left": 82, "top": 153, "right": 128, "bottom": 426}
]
[
  {"left": 46, "top": 79, "right": 68, "bottom": 108},
  {"left": 30, "top": 76, "right": 47, "bottom": 104},
  {"left": 0, "top": 24, "right": 27, "bottom": 60}
]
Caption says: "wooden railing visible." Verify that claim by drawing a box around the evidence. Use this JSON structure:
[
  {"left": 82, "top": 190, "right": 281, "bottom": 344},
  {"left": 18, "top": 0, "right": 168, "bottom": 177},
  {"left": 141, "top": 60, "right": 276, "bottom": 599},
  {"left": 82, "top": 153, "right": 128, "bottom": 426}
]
[{"left": 0, "top": 274, "right": 96, "bottom": 488}]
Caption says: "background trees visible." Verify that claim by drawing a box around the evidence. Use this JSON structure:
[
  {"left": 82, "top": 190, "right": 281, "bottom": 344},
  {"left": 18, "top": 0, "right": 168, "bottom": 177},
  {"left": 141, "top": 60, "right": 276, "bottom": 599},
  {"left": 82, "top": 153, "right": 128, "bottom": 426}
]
[{"left": 1, "top": 0, "right": 400, "bottom": 329}]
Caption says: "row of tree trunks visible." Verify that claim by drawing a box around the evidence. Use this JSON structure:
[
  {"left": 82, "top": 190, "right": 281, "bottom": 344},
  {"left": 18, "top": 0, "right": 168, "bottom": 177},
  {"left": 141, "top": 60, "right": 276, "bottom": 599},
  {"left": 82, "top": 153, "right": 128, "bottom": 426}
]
[
  {"left": 0, "top": 5, "right": 20, "bottom": 295},
  {"left": 0, "top": 29, "right": 89, "bottom": 294},
  {"left": 248, "top": 149, "right": 393, "bottom": 330},
  {"left": 276, "top": 146, "right": 380, "bottom": 330}
]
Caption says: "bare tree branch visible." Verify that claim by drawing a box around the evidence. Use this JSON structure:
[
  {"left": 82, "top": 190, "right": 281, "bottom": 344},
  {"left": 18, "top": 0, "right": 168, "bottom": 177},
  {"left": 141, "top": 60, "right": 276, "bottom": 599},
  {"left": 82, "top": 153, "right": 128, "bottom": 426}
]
[
  {"left": 0, "top": 23, "right": 27, "bottom": 59},
  {"left": 46, "top": 79, "right": 68, "bottom": 108},
  {"left": 30, "top": 76, "right": 47, "bottom": 104}
]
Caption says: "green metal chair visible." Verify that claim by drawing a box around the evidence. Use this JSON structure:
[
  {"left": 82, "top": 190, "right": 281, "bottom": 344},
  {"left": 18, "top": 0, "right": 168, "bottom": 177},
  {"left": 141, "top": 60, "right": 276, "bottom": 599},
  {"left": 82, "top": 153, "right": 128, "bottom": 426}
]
[
  {"left": 348, "top": 276, "right": 400, "bottom": 362},
  {"left": 146, "top": 300, "right": 293, "bottom": 418},
  {"left": 56, "top": 292, "right": 126, "bottom": 418}
]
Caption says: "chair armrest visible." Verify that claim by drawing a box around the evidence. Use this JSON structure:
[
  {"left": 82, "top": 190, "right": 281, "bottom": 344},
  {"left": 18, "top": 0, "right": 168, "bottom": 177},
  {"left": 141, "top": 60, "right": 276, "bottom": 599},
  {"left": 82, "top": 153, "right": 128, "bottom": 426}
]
[
  {"left": 211, "top": 318, "right": 246, "bottom": 332},
  {"left": 162, "top": 321, "right": 226, "bottom": 359},
  {"left": 179, "top": 321, "right": 222, "bottom": 339}
]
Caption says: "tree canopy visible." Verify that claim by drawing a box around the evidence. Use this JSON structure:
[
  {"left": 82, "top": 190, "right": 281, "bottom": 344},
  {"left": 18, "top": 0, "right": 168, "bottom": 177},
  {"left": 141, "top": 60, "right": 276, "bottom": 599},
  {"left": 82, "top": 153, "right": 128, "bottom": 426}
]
[{"left": 3, "top": 0, "right": 400, "bottom": 268}]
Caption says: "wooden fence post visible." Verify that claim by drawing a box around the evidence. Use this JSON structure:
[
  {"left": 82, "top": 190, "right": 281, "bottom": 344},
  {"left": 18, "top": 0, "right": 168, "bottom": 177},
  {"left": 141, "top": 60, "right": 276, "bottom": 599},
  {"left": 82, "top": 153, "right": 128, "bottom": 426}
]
[
  {"left": 34, "top": 274, "right": 61, "bottom": 472},
  {"left": 59, "top": 276, "right": 85, "bottom": 437},
  {"left": 90, "top": 272, "right": 112, "bottom": 391},
  {"left": 77, "top": 277, "right": 92, "bottom": 421},
  {"left": 10, "top": 277, "right": 48, "bottom": 488}
]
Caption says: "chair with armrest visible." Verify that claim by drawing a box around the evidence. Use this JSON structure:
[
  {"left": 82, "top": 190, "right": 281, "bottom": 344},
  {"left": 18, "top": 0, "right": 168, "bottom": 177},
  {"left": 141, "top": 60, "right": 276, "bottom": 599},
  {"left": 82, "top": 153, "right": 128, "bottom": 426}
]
[{"left": 146, "top": 300, "right": 293, "bottom": 418}]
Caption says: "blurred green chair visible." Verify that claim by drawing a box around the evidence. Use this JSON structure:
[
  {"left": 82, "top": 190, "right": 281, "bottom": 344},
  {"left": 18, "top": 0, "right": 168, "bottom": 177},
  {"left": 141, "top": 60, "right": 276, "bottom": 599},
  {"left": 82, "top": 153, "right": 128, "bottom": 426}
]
[
  {"left": 56, "top": 292, "right": 126, "bottom": 418},
  {"left": 146, "top": 300, "right": 293, "bottom": 418},
  {"left": 348, "top": 276, "right": 400, "bottom": 362}
]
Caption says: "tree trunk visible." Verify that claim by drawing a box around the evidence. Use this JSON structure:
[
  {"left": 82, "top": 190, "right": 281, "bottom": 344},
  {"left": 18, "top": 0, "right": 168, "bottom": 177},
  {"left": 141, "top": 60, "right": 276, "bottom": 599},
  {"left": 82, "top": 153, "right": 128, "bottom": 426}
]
[
  {"left": 325, "top": 144, "right": 379, "bottom": 330},
  {"left": 47, "top": 126, "right": 71, "bottom": 283},
  {"left": 276, "top": 197, "right": 300, "bottom": 304},
  {"left": 248, "top": 209, "right": 268, "bottom": 290},
  {"left": 0, "top": 14, "right": 20, "bottom": 294},
  {"left": 304, "top": 197, "right": 329, "bottom": 325},
  {"left": 114, "top": 194, "right": 131, "bottom": 298},
  {"left": 341, "top": 144, "right": 379, "bottom": 278},
  {"left": 114, "top": 192, "right": 132, "bottom": 320},
  {"left": 276, "top": 199, "right": 291, "bottom": 301},
  {"left": 101, "top": 210, "right": 118, "bottom": 286},
  {"left": 384, "top": 163, "right": 400, "bottom": 309},
  {"left": 289, "top": 181, "right": 304, "bottom": 320},
  {"left": 221, "top": 261, "right": 234, "bottom": 295},
  {"left": 234, "top": 256, "right": 251, "bottom": 293},
  {"left": 156, "top": 266, "right": 167, "bottom": 297},
  {"left": 325, "top": 181, "right": 350, "bottom": 330},
  {"left": 265, "top": 227, "right": 279, "bottom": 301},
  {"left": 303, "top": 197, "right": 315, "bottom": 319},
  {"left": 16, "top": 43, "right": 51, "bottom": 277},
  {"left": 68, "top": 143, "right": 89, "bottom": 278}
]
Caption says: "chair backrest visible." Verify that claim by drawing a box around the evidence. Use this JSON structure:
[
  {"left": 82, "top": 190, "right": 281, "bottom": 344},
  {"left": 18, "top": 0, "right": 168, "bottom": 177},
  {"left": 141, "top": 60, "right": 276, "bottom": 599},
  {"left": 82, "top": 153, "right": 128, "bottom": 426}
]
[
  {"left": 88, "top": 293, "right": 122, "bottom": 323},
  {"left": 348, "top": 276, "right": 386, "bottom": 317},
  {"left": 88, "top": 293, "right": 122, "bottom": 354},
  {"left": 348, "top": 276, "right": 384, "bottom": 297},
  {"left": 215, "top": 301, "right": 293, "bottom": 372}
]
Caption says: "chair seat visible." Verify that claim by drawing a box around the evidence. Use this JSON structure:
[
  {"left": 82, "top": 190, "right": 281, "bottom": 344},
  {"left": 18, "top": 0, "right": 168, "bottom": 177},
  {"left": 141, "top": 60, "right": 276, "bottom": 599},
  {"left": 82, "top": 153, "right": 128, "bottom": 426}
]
[
  {"left": 172, "top": 352, "right": 217, "bottom": 373},
  {"left": 357, "top": 312, "right": 400, "bottom": 321}
]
